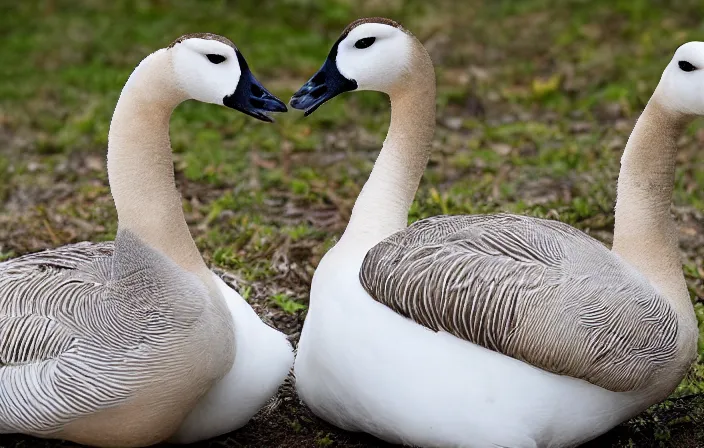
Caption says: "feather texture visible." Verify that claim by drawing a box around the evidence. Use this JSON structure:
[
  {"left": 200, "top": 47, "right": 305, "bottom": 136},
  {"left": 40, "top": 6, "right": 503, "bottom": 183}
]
[
  {"left": 0, "top": 231, "right": 219, "bottom": 435},
  {"left": 360, "top": 214, "right": 679, "bottom": 392}
]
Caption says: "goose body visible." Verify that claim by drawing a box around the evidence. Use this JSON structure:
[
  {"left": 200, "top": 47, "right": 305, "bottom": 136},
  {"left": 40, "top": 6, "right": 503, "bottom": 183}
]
[
  {"left": 296, "top": 216, "right": 683, "bottom": 448},
  {"left": 0, "top": 235, "right": 230, "bottom": 446},
  {"left": 298, "top": 237, "right": 647, "bottom": 448},
  {"left": 0, "top": 33, "right": 292, "bottom": 446},
  {"left": 290, "top": 18, "right": 700, "bottom": 448}
]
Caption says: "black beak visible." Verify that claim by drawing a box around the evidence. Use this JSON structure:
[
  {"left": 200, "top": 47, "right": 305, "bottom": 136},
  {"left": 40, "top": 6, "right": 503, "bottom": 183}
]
[
  {"left": 223, "top": 51, "right": 287, "bottom": 122},
  {"left": 290, "top": 57, "right": 357, "bottom": 116}
]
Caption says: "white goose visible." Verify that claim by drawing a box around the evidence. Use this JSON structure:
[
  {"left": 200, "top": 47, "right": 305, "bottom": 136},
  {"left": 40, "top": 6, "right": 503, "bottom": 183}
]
[
  {"left": 0, "top": 33, "right": 293, "bottom": 447},
  {"left": 289, "top": 18, "right": 700, "bottom": 448}
]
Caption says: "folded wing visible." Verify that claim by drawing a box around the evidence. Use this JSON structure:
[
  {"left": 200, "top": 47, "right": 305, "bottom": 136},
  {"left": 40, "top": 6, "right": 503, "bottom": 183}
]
[{"left": 360, "top": 214, "right": 679, "bottom": 392}]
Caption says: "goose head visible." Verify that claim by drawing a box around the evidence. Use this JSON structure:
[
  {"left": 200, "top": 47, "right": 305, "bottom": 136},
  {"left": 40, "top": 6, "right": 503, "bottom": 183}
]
[
  {"left": 655, "top": 41, "right": 704, "bottom": 116},
  {"left": 290, "top": 18, "right": 417, "bottom": 115},
  {"left": 169, "top": 33, "right": 287, "bottom": 121}
]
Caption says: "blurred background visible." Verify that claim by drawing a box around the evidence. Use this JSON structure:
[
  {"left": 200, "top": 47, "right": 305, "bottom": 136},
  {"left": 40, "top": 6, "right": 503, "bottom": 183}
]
[{"left": 1, "top": 0, "right": 703, "bottom": 446}]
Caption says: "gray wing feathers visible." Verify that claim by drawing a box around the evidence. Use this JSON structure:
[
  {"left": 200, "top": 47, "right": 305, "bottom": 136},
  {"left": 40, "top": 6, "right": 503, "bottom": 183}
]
[
  {"left": 360, "top": 214, "right": 678, "bottom": 392},
  {"left": 0, "top": 241, "right": 128, "bottom": 433},
  {"left": 0, "top": 234, "right": 210, "bottom": 434},
  {"left": 0, "top": 241, "right": 114, "bottom": 274},
  {"left": 0, "top": 315, "right": 75, "bottom": 366},
  {"left": 0, "top": 242, "right": 114, "bottom": 367}
]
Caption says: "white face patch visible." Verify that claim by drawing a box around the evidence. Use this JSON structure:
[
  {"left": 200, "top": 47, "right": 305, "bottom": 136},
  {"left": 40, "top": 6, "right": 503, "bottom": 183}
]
[
  {"left": 657, "top": 41, "right": 704, "bottom": 115},
  {"left": 171, "top": 39, "right": 241, "bottom": 105},
  {"left": 335, "top": 23, "right": 412, "bottom": 93}
]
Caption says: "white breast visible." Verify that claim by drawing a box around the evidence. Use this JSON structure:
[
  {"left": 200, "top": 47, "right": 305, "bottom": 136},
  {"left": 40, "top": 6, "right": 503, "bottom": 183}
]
[{"left": 169, "top": 274, "right": 293, "bottom": 443}]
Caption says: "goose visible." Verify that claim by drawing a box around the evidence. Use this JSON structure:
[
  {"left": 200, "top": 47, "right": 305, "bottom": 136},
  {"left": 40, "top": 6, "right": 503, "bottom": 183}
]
[
  {"left": 289, "top": 18, "right": 700, "bottom": 448},
  {"left": 0, "top": 33, "right": 293, "bottom": 447}
]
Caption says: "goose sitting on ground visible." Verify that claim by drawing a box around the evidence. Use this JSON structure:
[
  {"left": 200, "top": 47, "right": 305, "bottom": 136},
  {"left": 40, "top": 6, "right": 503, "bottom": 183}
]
[
  {"left": 289, "top": 18, "right": 699, "bottom": 448},
  {"left": 0, "top": 33, "right": 293, "bottom": 447}
]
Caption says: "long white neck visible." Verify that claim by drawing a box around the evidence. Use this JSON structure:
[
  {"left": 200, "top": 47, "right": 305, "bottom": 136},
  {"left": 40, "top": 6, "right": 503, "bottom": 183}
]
[
  {"left": 340, "top": 45, "right": 436, "bottom": 247},
  {"left": 612, "top": 97, "right": 694, "bottom": 324},
  {"left": 107, "top": 49, "right": 208, "bottom": 276}
]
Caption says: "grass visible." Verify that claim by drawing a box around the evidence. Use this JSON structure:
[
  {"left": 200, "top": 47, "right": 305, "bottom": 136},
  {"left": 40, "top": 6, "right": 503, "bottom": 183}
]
[
  {"left": 270, "top": 293, "right": 307, "bottom": 314},
  {"left": 1, "top": 0, "right": 703, "bottom": 446}
]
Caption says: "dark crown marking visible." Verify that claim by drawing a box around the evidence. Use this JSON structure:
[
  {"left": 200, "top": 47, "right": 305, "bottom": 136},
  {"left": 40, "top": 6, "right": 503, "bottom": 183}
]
[
  {"left": 168, "top": 33, "right": 237, "bottom": 50},
  {"left": 340, "top": 17, "right": 403, "bottom": 38}
]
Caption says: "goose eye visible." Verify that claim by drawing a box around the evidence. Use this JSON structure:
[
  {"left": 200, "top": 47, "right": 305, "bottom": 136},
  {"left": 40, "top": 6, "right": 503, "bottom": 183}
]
[
  {"left": 354, "top": 37, "right": 376, "bottom": 49},
  {"left": 206, "top": 54, "right": 227, "bottom": 64},
  {"left": 678, "top": 60, "right": 697, "bottom": 72}
]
